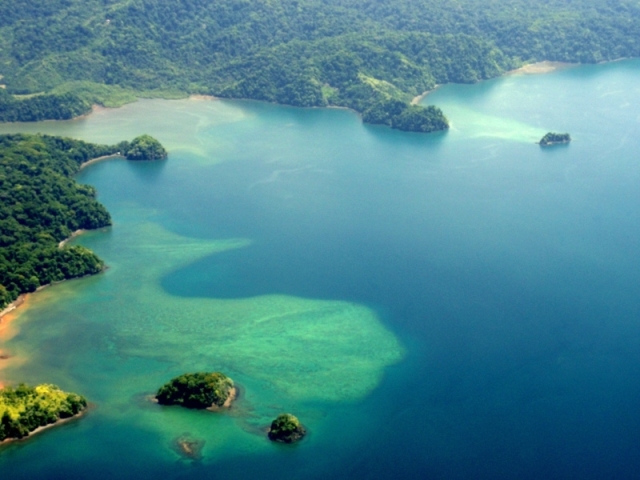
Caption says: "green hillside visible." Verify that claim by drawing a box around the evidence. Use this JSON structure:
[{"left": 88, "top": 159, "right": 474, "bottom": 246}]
[
  {"left": 0, "top": 0, "right": 638, "bottom": 130},
  {"left": 0, "top": 134, "right": 164, "bottom": 310}
]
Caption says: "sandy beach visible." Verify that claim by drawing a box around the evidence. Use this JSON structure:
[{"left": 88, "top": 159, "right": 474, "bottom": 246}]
[
  {"left": 0, "top": 293, "right": 34, "bottom": 389},
  {"left": 79, "top": 154, "right": 123, "bottom": 170},
  {"left": 0, "top": 293, "right": 29, "bottom": 338},
  {"left": 206, "top": 386, "right": 237, "bottom": 410},
  {"left": 507, "top": 61, "right": 574, "bottom": 76},
  {"left": 189, "top": 94, "right": 217, "bottom": 101},
  {"left": 411, "top": 85, "right": 440, "bottom": 105},
  {"left": 58, "top": 229, "right": 86, "bottom": 248}
]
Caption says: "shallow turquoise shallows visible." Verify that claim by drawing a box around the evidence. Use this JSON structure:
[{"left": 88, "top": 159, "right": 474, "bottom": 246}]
[{"left": 2, "top": 60, "right": 640, "bottom": 479}]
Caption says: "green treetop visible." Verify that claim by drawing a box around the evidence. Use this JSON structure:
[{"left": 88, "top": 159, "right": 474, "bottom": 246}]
[
  {"left": 156, "top": 372, "right": 234, "bottom": 409},
  {"left": 121, "top": 135, "right": 167, "bottom": 161},
  {"left": 0, "top": 384, "right": 87, "bottom": 441},
  {"left": 268, "top": 413, "right": 306, "bottom": 443}
]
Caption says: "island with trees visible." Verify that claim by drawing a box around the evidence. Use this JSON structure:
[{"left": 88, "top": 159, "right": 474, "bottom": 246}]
[
  {"left": 0, "top": 0, "right": 638, "bottom": 133},
  {"left": 0, "top": 383, "right": 87, "bottom": 442},
  {"left": 268, "top": 413, "right": 306, "bottom": 443},
  {"left": 120, "top": 134, "right": 168, "bottom": 161},
  {"left": 156, "top": 372, "right": 236, "bottom": 409},
  {"left": 539, "top": 132, "right": 571, "bottom": 146},
  {"left": 0, "top": 133, "right": 167, "bottom": 311}
]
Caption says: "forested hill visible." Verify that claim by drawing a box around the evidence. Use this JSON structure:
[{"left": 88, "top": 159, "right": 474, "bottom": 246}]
[
  {"left": 0, "top": 134, "right": 164, "bottom": 310},
  {"left": 0, "top": 0, "right": 638, "bottom": 130}
]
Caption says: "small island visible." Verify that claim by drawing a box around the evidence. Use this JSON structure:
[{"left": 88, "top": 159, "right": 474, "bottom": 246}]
[
  {"left": 268, "top": 413, "right": 306, "bottom": 443},
  {"left": 156, "top": 372, "right": 235, "bottom": 409},
  {"left": 539, "top": 132, "right": 571, "bottom": 146},
  {"left": 0, "top": 384, "right": 88, "bottom": 442},
  {"left": 120, "top": 134, "right": 168, "bottom": 160}
]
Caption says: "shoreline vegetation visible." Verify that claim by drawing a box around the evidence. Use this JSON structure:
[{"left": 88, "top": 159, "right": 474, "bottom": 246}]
[
  {"left": 0, "top": 384, "right": 88, "bottom": 443},
  {"left": 0, "top": 134, "right": 167, "bottom": 392},
  {"left": 0, "top": 404, "right": 89, "bottom": 447},
  {"left": 0, "top": 0, "right": 638, "bottom": 131},
  {"left": 60, "top": 58, "right": 596, "bottom": 115},
  {"left": 507, "top": 61, "right": 574, "bottom": 76},
  {"left": 0, "top": 134, "right": 166, "bottom": 439},
  {"left": 156, "top": 372, "right": 236, "bottom": 410},
  {"left": 0, "top": 134, "right": 167, "bottom": 312}
]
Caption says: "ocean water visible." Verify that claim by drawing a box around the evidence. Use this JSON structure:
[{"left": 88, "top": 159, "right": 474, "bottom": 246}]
[{"left": 1, "top": 60, "right": 640, "bottom": 479}]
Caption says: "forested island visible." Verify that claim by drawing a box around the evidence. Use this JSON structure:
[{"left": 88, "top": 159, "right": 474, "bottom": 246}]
[
  {"left": 539, "top": 132, "right": 571, "bottom": 146},
  {"left": 122, "top": 134, "right": 167, "bottom": 161},
  {"left": 0, "top": 133, "right": 166, "bottom": 311},
  {"left": 268, "top": 414, "right": 306, "bottom": 444},
  {"left": 156, "top": 372, "right": 236, "bottom": 409},
  {"left": 0, "top": 0, "right": 638, "bottom": 132},
  {"left": 0, "top": 384, "right": 87, "bottom": 442}
]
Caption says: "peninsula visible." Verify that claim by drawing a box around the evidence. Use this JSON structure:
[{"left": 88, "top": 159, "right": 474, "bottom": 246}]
[{"left": 0, "top": 133, "right": 167, "bottom": 312}]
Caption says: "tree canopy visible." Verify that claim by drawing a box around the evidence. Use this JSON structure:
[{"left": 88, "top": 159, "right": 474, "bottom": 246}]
[
  {"left": 0, "top": 383, "right": 87, "bottom": 441},
  {"left": 122, "top": 135, "right": 168, "bottom": 161},
  {"left": 268, "top": 413, "right": 306, "bottom": 443},
  {"left": 0, "top": 133, "right": 166, "bottom": 310},
  {"left": 0, "top": 0, "right": 637, "bottom": 131},
  {"left": 156, "top": 372, "right": 234, "bottom": 409}
]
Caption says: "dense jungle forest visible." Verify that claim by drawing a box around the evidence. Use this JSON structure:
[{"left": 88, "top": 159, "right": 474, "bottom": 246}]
[
  {"left": 0, "top": 134, "right": 165, "bottom": 310},
  {"left": 0, "top": 0, "right": 638, "bottom": 130}
]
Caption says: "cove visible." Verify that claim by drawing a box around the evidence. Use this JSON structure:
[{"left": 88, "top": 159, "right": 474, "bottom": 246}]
[{"left": 1, "top": 59, "right": 640, "bottom": 479}]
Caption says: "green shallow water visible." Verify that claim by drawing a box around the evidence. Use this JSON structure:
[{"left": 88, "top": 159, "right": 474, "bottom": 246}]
[{"left": 1, "top": 60, "right": 640, "bottom": 478}]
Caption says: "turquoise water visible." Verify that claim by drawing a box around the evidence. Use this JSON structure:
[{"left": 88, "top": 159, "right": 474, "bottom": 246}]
[{"left": 1, "top": 60, "right": 640, "bottom": 478}]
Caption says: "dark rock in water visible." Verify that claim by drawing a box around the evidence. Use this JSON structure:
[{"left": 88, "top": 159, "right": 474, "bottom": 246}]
[
  {"left": 539, "top": 132, "right": 571, "bottom": 146},
  {"left": 268, "top": 413, "right": 306, "bottom": 443}
]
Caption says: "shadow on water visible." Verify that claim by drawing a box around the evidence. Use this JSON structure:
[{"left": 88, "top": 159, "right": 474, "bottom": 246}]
[{"left": 125, "top": 157, "right": 169, "bottom": 183}]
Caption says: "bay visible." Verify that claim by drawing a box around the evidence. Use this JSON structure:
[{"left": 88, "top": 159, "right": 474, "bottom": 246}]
[{"left": 1, "top": 59, "right": 640, "bottom": 479}]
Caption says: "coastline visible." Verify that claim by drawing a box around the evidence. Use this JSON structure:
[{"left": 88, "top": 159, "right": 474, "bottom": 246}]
[
  {"left": 0, "top": 221, "right": 106, "bottom": 388},
  {"left": 58, "top": 229, "right": 86, "bottom": 248},
  {"left": 411, "top": 85, "right": 440, "bottom": 105},
  {"left": 189, "top": 94, "right": 217, "bottom": 101},
  {"left": 411, "top": 61, "right": 575, "bottom": 105},
  {"left": 148, "top": 385, "right": 237, "bottom": 409},
  {"left": 0, "top": 406, "right": 90, "bottom": 446},
  {"left": 0, "top": 293, "right": 31, "bottom": 389},
  {"left": 0, "top": 293, "right": 27, "bottom": 324},
  {"left": 0, "top": 221, "right": 96, "bottom": 324},
  {"left": 207, "top": 386, "right": 237, "bottom": 411},
  {"left": 79, "top": 153, "right": 123, "bottom": 170},
  {"left": 72, "top": 103, "right": 114, "bottom": 121},
  {"left": 506, "top": 60, "right": 575, "bottom": 76}
]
